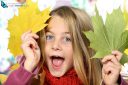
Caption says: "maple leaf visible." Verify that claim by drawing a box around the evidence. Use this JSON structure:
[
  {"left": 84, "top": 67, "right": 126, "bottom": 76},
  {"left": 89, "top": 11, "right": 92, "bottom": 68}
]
[
  {"left": 84, "top": 7, "right": 128, "bottom": 65},
  {"left": 0, "top": 74, "right": 7, "bottom": 84},
  {"left": 7, "top": 0, "right": 50, "bottom": 57}
]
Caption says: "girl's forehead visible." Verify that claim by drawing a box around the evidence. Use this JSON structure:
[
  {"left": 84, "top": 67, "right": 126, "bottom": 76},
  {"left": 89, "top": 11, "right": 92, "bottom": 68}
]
[
  {"left": 46, "top": 16, "right": 69, "bottom": 33},
  {"left": 49, "top": 15, "right": 64, "bottom": 24}
]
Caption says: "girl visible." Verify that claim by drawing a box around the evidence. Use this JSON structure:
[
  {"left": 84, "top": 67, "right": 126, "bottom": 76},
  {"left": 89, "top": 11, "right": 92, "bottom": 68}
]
[{"left": 4, "top": 6, "right": 127, "bottom": 85}]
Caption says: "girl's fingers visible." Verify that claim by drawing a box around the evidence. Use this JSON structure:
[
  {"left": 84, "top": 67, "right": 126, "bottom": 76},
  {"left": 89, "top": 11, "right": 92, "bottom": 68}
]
[
  {"left": 24, "top": 33, "right": 39, "bottom": 42},
  {"left": 103, "top": 66, "right": 115, "bottom": 74},
  {"left": 30, "top": 33, "right": 39, "bottom": 39},
  {"left": 111, "top": 50, "right": 122, "bottom": 61},
  {"left": 21, "top": 32, "right": 39, "bottom": 42},
  {"left": 102, "top": 61, "right": 121, "bottom": 74},
  {"left": 102, "top": 51, "right": 122, "bottom": 85},
  {"left": 102, "top": 54, "right": 120, "bottom": 66},
  {"left": 21, "top": 37, "right": 39, "bottom": 50},
  {"left": 21, "top": 40, "right": 35, "bottom": 49}
]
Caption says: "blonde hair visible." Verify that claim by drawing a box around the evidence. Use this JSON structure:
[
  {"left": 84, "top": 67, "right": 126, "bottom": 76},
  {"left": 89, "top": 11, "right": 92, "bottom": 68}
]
[{"left": 38, "top": 6, "right": 102, "bottom": 85}]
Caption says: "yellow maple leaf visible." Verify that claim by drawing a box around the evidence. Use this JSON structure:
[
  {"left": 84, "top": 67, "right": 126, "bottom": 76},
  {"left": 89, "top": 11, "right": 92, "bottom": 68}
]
[
  {"left": 124, "top": 49, "right": 128, "bottom": 55},
  {"left": 10, "top": 63, "right": 20, "bottom": 71},
  {"left": 0, "top": 74, "right": 7, "bottom": 84},
  {"left": 8, "top": 0, "right": 51, "bottom": 57}
]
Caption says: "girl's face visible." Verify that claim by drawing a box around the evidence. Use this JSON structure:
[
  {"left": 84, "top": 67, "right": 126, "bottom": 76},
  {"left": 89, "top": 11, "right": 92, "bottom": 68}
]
[{"left": 45, "top": 15, "right": 73, "bottom": 77}]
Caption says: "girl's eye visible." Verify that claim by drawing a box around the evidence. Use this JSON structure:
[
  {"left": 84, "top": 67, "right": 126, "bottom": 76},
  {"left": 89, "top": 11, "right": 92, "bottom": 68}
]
[
  {"left": 63, "top": 37, "right": 71, "bottom": 42},
  {"left": 46, "top": 35, "right": 54, "bottom": 40}
]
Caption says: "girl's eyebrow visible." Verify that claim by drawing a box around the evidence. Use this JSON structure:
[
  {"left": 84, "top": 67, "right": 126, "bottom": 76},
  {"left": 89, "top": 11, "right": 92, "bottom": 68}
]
[
  {"left": 46, "top": 30, "right": 53, "bottom": 33},
  {"left": 46, "top": 26, "right": 70, "bottom": 34},
  {"left": 45, "top": 28, "right": 54, "bottom": 34},
  {"left": 63, "top": 32, "right": 70, "bottom": 35},
  {"left": 46, "top": 29, "right": 70, "bottom": 35}
]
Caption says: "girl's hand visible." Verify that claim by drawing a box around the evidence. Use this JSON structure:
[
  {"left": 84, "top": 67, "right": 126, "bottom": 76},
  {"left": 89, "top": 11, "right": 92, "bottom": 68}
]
[
  {"left": 21, "top": 30, "right": 41, "bottom": 72},
  {"left": 102, "top": 50, "right": 122, "bottom": 85}
]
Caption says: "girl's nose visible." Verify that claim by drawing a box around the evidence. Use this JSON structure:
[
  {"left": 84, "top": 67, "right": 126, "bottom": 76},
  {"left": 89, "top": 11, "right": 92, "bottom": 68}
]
[{"left": 52, "top": 40, "right": 61, "bottom": 51}]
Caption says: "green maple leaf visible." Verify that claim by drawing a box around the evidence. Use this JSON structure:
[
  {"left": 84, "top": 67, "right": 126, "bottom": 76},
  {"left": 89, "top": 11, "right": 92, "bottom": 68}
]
[{"left": 84, "top": 7, "right": 128, "bottom": 65}]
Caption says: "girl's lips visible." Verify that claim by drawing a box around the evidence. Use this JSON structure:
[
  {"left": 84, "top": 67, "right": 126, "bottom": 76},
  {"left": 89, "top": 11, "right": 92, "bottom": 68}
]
[{"left": 50, "top": 56, "right": 64, "bottom": 70}]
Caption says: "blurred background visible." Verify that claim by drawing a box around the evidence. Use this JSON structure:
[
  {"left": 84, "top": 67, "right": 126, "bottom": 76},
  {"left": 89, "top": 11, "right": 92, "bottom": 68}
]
[{"left": 0, "top": 0, "right": 128, "bottom": 83}]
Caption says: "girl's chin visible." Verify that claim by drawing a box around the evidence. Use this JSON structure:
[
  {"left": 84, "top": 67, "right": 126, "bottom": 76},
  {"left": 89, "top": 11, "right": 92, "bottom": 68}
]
[
  {"left": 48, "top": 63, "right": 66, "bottom": 77},
  {"left": 49, "top": 68, "right": 65, "bottom": 77}
]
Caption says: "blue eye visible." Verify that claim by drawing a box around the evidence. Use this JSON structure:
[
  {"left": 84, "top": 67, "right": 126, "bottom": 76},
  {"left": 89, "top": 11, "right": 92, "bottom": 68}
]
[
  {"left": 64, "top": 37, "right": 71, "bottom": 42},
  {"left": 46, "top": 35, "right": 54, "bottom": 40}
]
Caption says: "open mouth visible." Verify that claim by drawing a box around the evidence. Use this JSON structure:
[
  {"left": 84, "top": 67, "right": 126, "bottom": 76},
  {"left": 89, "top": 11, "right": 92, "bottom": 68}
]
[{"left": 50, "top": 55, "right": 65, "bottom": 69}]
